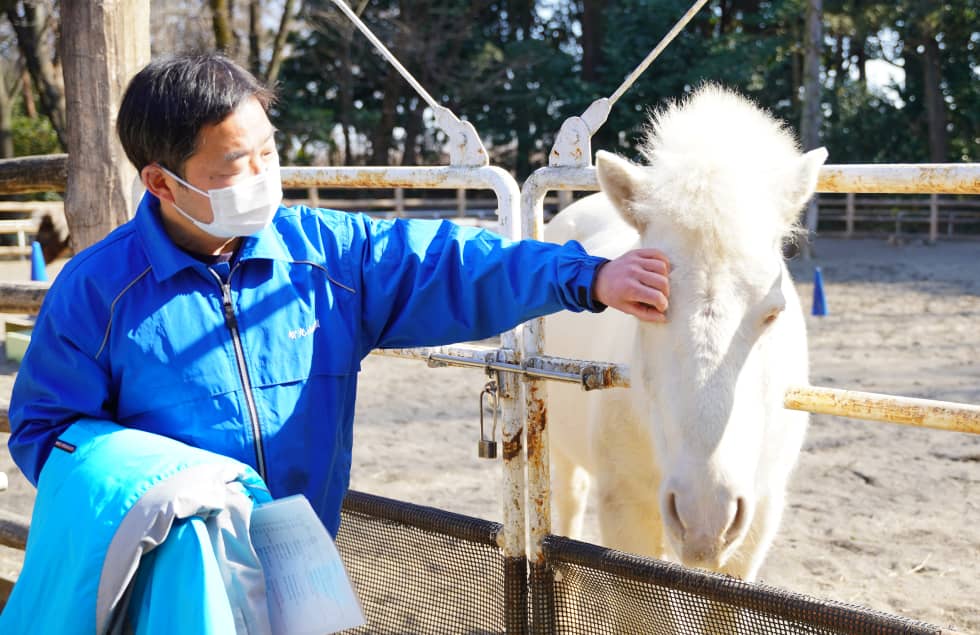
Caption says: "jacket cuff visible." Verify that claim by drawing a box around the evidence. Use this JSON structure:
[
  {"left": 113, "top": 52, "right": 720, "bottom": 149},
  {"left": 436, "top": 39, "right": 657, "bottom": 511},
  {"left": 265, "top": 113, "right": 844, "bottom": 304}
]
[
  {"left": 588, "top": 260, "right": 610, "bottom": 313},
  {"left": 557, "top": 240, "right": 609, "bottom": 313}
]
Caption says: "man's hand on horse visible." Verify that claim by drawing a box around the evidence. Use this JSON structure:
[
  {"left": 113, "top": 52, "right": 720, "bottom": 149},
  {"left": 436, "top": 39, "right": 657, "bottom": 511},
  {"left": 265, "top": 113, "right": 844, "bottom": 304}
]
[{"left": 594, "top": 248, "right": 671, "bottom": 323}]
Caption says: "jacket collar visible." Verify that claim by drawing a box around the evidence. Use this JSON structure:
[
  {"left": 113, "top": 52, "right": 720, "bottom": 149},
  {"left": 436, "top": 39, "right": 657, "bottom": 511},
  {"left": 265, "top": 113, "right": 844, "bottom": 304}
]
[{"left": 135, "top": 192, "right": 292, "bottom": 282}]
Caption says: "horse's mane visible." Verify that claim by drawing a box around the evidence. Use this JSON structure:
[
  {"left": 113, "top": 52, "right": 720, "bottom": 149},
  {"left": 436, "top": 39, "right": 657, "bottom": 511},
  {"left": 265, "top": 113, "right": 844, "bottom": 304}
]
[{"left": 634, "top": 84, "right": 804, "bottom": 250}]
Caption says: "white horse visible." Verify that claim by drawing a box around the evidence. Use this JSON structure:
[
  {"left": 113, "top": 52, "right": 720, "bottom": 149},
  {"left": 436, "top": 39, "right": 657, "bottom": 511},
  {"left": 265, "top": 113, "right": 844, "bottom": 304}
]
[{"left": 545, "top": 85, "right": 826, "bottom": 581}]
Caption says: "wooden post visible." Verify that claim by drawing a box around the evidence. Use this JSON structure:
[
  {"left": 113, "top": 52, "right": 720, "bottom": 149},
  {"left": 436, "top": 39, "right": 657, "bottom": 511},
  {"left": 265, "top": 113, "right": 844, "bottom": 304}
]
[
  {"left": 844, "top": 192, "right": 855, "bottom": 238},
  {"left": 394, "top": 187, "right": 404, "bottom": 217},
  {"left": 928, "top": 193, "right": 939, "bottom": 244},
  {"left": 456, "top": 188, "right": 466, "bottom": 217},
  {"left": 60, "top": 1, "right": 150, "bottom": 252}
]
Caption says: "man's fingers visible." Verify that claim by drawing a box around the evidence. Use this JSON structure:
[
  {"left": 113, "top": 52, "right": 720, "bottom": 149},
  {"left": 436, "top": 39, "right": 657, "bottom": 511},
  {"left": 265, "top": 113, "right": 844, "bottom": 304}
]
[
  {"left": 631, "top": 249, "right": 670, "bottom": 273},
  {"left": 629, "top": 281, "right": 668, "bottom": 313},
  {"left": 634, "top": 270, "right": 670, "bottom": 298},
  {"left": 629, "top": 302, "right": 667, "bottom": 323}
]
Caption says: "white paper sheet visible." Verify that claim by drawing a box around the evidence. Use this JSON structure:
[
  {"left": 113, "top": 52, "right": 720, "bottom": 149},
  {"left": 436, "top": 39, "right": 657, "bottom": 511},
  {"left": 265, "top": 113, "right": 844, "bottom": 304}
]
[{"left": 250, "top": 495, "right": 366, "bottom": 635}]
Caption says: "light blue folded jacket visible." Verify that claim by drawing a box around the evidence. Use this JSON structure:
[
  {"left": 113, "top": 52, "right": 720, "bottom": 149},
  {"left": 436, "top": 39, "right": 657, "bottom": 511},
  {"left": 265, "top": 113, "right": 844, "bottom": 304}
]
[{"left": 0, "top": 420, "right": 274, "bottom": 634}]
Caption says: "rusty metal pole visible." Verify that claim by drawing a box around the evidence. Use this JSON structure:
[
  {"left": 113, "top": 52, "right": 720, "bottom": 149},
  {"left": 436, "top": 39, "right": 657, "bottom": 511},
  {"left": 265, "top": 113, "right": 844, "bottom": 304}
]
[
  {"left": 784, "top": 385, "right": 980, "bottom": 435},
  {"left": 522, "top": 189, "right": 553, "bottom": 635},
  {"left": 520, "top": 166, "right": 602, "bottom": 633},
  {"left": 492, "top": 171, "right": 530, "bottom": 635}
]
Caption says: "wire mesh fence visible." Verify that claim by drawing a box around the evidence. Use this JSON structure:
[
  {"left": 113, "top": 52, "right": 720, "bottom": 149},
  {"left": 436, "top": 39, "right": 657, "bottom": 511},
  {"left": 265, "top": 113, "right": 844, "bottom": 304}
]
[
  {"left": 338, "top": 491, "right": 944, "bottom": 635},
  {"left": 337, "top": 490, "right": 512, "bottom": 634},
  {"left": 540, "top": 535, "right": 943, "bottom": 635}
]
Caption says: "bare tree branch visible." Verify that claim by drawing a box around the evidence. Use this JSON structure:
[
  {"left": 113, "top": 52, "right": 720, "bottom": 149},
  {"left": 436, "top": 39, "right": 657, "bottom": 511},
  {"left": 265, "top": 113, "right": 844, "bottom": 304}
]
[{"left": 264, "top": 0, "right": 298, "bottom": 86}]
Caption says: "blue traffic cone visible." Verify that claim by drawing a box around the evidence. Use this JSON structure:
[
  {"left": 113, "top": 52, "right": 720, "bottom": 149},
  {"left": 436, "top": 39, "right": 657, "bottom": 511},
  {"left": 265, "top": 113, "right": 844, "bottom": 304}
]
[
  {"left": 812, "top": 266, "right": 827, "bottom": 316},
  {"left": 30, "top": 240, "right": 47, "bottom": 282}
]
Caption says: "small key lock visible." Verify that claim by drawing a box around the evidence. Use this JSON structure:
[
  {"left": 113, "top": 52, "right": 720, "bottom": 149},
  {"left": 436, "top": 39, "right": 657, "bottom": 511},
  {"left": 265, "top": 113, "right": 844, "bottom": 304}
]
[{"left": 478, "top": 380, "right": 499, "bottom": 459}]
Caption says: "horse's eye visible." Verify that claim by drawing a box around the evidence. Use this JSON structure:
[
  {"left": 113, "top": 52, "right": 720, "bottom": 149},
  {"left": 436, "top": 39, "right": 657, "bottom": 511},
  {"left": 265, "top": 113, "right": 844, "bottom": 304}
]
[{"left": 762, "top": 308, "right": 783, "bottom": 327}]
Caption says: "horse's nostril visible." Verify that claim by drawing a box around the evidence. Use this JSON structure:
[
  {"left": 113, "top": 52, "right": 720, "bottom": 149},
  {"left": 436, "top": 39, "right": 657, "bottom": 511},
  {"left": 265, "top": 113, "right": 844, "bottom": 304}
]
[{"left": 724, "top": 496, "right": 749, "bottom": 545}]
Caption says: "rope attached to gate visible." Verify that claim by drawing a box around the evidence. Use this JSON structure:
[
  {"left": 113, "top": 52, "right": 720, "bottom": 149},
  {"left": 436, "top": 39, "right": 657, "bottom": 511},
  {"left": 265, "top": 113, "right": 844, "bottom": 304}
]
[
  {"left": 329, "top": 0, "right": 488, "bottom": 166},
  {"left": 549, "top": 0, "right": 711, "bottom": 166},
  {"left": 329, "top": 0, "right": 440, "bottom": 113},
  {"left": 608, "top": 0, "right": 711, "bottom": 107}
]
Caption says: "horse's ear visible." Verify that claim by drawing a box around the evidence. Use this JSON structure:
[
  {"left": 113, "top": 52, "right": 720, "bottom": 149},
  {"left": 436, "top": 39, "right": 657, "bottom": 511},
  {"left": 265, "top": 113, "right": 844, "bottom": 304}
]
[
  {"left": 596, "top": 150, "right": 648, "bottom": 231},
  {"left": 786, "top": 147, "right": 828, "bottom": 215}
]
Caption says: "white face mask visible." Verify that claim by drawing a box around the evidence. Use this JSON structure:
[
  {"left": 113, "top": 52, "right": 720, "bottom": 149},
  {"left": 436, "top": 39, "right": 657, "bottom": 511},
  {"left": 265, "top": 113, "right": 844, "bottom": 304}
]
[{"left": 160, "top": 161, "right": 283, "bottom": 238}]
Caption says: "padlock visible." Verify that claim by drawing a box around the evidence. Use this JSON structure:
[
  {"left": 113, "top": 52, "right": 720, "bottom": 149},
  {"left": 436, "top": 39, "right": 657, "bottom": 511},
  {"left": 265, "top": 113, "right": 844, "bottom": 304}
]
[
  {"left": 478, "top": 438, "right": 498, "bottom": 459},
  {"left": 478, "top": 379, "right": 499, "bottom": 460}
]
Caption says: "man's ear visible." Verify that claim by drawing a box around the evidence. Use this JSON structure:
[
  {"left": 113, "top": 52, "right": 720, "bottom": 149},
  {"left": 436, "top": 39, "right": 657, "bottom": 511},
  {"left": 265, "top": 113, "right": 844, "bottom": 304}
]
[
  {"left": 141, "top": 164, "right": 177, "bottom": 204},
  {"left": 595, "top": 150, "right": 648, "bottom": 232},
  {"left": 786, "top": 147, "right": 828, "bottom": 213}
]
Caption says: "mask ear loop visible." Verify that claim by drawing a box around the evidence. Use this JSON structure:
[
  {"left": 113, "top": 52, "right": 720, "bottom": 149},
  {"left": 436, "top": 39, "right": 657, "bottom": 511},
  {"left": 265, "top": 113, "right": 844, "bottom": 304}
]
[
  {"left": 157, "top": 164, "right": 211, "bottom": 199},
  {"left": 154, "top": 164, "right": 230, "bottom": 236}
]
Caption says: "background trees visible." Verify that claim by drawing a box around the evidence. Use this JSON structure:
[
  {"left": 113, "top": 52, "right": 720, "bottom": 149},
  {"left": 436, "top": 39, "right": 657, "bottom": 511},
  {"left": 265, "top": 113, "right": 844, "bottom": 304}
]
[{"left": 0, "top": 0, "right": 975, "bottom": 175}]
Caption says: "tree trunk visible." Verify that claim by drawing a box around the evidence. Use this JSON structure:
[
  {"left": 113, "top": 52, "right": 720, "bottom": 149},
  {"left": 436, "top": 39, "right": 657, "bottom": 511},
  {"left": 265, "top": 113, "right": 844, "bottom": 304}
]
[
  {"left": 0, "top": 59, "right": 21, "bottom": 159},
  {"left": 61, "top": 0, "right": 150, "bottom": 252},
  {"left": 580, "top": 0, "right": 603, "bottom": 81},
  {"left": 338, "top": 33, "right": 355, "bottom": 166},
  {"left": 401, "top": 98, "right": 422, "bottom": 165},
  {"left": 247, "top": 0, "right": 260, "bottom": 76},
  {"left": 801, "top": 0, "right": 823, "bottom": 257},
  {"left": 0, "top": 74, "right": 15, "bottom": 159},
  {"left": 921, "top": 37, "right": 948, "bottom": 162},
  {"left": 265, "top": 0, "right": 296, "bottom": 85},
  {"left": 210, "top": 0, "right": 234, "bottom": 53},
  {"left": 19, "top": 68, "right": 34, "bottom": 118},
  {"left": 6, "top": 1, "right": 67, "bottom": 149},
  {"left": 371, "top": 68, "right": 399, "bottom": 165}
]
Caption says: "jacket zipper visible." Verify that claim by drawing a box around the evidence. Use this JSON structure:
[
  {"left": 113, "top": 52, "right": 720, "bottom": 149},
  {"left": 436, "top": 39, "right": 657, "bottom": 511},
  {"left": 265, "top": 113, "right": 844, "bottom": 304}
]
[{"left": 211, "top": 269, "right": 267, "bottom": 482}]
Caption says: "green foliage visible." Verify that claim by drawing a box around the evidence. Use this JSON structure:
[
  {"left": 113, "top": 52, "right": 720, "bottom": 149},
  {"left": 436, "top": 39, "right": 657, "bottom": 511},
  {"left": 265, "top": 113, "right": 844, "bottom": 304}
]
[
  {"left": 270, "top": 0, "right": 978, "bottom": 171},
  {"left": 12, "top": 112, "right": 61, "bottom": 156}
]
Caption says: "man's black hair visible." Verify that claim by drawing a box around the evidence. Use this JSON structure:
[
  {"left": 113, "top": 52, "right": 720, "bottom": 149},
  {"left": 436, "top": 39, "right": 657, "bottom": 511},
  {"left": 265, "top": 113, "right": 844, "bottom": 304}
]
[{"left": 117, "top": 53, "right": 276, "bottom": 177}]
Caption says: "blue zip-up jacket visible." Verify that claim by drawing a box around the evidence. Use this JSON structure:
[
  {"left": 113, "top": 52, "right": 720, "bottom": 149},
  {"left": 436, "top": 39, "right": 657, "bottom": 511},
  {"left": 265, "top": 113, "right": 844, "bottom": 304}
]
[
  {"left": 1, "top": 419, "right": 273, "bottom": 634},
  {"left": 9, "top": 193, "right": 607, "bottom": 535}
]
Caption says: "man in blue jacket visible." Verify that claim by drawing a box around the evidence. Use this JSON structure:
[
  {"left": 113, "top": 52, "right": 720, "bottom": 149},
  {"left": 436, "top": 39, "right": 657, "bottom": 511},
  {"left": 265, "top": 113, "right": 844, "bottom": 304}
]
[{"left": 8, "top": 53, "right": 670, "bottom": 537}]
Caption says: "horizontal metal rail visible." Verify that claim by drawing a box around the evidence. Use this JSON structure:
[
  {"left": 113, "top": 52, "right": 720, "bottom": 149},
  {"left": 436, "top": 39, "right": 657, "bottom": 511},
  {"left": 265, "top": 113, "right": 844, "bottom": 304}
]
[
  {"left": 785, "top": 385, "right": 980, "bottom": 435},
  {"left": 817, "top": 164, "right": 980, "bottom": 194},
  {"left": 375, "top": 345, "right": 630, "bottom": 389},
  {"left": 281, "top": 166, "right": 507, "bottom": 191},
  {"left": 381, "top": 348, "right": 980, "bottom": 435},
  {"left": 519, "top": 164, "right": 980, "bottom": 196}
]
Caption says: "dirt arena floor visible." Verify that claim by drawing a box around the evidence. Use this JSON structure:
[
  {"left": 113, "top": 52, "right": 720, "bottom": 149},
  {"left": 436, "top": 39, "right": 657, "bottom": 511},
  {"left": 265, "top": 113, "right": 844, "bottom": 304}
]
[{"left": 0, "top": 236, "right": 977, "bottom": 632}]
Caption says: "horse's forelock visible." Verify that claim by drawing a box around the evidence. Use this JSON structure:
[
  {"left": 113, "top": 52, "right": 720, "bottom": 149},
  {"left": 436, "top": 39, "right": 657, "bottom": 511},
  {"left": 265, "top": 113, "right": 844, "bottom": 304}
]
[{"left": 633, "top": 85, "right": 803, "bottom": 248}]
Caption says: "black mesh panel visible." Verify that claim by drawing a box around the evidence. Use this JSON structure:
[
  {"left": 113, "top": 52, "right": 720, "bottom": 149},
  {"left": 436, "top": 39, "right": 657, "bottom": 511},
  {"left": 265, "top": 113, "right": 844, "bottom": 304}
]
[
  {"left": 333, "top": 493, "right": 943, "bottom": 634},
  {"left": 337, "top": 490, "right": 509, "bottom": 634},
  {"left": 540, "top": 535, "right": 943, "bottom": 635}
]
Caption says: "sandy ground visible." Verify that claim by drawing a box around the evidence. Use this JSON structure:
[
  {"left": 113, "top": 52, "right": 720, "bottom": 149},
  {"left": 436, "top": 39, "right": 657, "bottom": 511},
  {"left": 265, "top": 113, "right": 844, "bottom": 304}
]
[{"left": 0, "top": 236, "right": 977, "bottom": 633}]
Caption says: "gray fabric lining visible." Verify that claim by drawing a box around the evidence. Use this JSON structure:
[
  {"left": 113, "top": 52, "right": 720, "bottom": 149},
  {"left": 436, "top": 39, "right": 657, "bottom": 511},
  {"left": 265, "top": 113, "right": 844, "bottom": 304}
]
[{"left": 96, "top": 463, "right": 271, "bottom": 635}]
